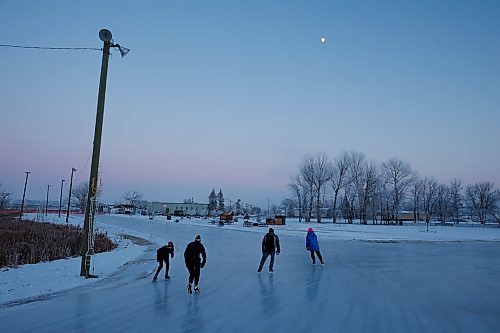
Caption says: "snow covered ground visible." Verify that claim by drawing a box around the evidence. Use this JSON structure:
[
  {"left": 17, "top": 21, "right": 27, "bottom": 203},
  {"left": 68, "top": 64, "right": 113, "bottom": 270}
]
[{"left": 1, "top": 214, "right": 500, "bottom": 332}]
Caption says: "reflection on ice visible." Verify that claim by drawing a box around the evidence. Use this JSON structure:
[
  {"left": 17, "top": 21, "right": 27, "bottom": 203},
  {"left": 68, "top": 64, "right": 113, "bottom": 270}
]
[
  {"left": 184, "top": 294, "right": 203, "bottom": 332},
  {"left": 306, "top": 265, "right": 323, "bottom": 303},
  {"left": 258, "top": 273, "right": 279, "bottom": 314}
]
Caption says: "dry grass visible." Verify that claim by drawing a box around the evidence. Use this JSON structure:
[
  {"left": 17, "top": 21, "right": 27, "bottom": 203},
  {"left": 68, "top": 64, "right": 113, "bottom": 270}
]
[{"left": 0, "top": 216, "right": 117, "bottom": 267}]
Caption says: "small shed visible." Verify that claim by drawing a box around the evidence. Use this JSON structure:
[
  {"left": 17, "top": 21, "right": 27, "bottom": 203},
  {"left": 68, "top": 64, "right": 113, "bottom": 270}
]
[
  {"left": 274, "top": 215, "right": 286, "bottom": 225},
  {"left": 219, "top": 212, "right": 234, "bottom": 222}
]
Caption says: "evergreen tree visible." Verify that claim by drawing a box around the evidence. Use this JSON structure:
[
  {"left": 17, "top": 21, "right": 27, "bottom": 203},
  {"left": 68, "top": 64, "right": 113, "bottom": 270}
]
[
  {"left": 208, "top": 189, "right": 217, "bottom": 216},
  {"left": 235, "top": 199, "right": 241, "bottom": 215},
  {"left": 218, "top": 189, "right": 225, "bottom": 211}
]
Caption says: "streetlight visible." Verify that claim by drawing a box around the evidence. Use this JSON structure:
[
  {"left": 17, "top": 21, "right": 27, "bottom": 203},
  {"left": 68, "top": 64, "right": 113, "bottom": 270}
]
[
  {"left": 66, "top": 168, "right": 76, "bottom": 223},
  {"left": 81, "top": 29, "right": 129, "bottom": 278},
  {"left": 45, "top": 185, "right": 51, "bottom": 216},
  {"left": 58, "top": 179, "right": 65, "bottom": 218},
  {"left": 20, "top": 171, "right": 30, "bottom": 219}
]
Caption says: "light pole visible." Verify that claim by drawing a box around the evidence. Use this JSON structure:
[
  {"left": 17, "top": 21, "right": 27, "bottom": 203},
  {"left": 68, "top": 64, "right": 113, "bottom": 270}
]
[
  {"left": 81, "top": 29, "right": 129, "bottom": 278},
  {"left": 58, "top": 179, "right": 65, "bottom": 218},
  {"left": 20, "top": 171, "right": 30, "bottom": 219},
  {"left": 45, "top": 185, "right": 51, "bottom": 216},
  {"left": 66, "top": 168, "right": 76, "bottom": 223}
]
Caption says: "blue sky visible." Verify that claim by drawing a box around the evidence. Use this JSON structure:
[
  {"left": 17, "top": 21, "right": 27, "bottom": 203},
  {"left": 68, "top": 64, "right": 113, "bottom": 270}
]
[{"left": 1, "top": 0, "right": 499, "bottom": 207}]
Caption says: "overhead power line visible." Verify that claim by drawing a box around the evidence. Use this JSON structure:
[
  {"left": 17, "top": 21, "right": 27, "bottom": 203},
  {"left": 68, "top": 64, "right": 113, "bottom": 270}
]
[{"left": 0, "top": 44, "right": 101, "bottom": 51}]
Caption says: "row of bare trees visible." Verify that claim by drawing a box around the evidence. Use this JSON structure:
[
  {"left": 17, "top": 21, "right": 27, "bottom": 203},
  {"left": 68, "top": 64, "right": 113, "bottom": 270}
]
[{"left": 287, "top": 151, "right": 500, "bottom": 225}]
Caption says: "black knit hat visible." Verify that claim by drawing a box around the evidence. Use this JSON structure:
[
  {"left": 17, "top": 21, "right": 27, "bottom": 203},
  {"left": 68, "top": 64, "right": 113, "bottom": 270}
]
[
  {"left": 269, "top": 228, "right": 274, "bottom": 233},
  {"left": 195, "top": 235, "right": 201, "bottom": 241}
]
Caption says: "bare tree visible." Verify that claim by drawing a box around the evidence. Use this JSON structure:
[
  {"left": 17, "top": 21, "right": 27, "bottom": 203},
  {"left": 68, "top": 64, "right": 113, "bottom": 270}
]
[
  {"left": 281, "top": 198, "right": 296, "bottom": 218},
  {"left": 491, "top": 197, "right": 500, "bottom": 227},
  {"left": 435, "top": 184, "right": 450, "bottom": 225},
  {"left": 421, "top": 177, "right": 439, "bottom": 224},
  {"left": 382, "top": 158, "right": 413, "bottom": 224},
  {"left": 360, "top": 161, "right": 379, "bottom": 224},
  {"left": 135, "top": 199, "right": 148, "bottom": 210},
  {"left": 0, "top": 184, "right": 12, "bottom": 210},
  {"left": 378, "top": 182, "right": 392, "bottom": 224},
  {"left": 346, "top": 151, "right": 366, "bottom": 223},
  {"left": 288, "top": 176, "right": 304, "bottom": 222},
  {"left": 72, "top": 182, "right": 89, "bottom": 213},
  {"left": 330, "top": 152, "right": 350, "bottom": 223},
  {"left": 465, "top": 182, "right": 498, "bottom": 225},
  {"left": 313, "top": 152, "right": 333, "bottom": 223},
  {"left": 343, "top": 183, "right": 357, "bottom": 223},
  {"left": 122, "top": 191, "right": 143, "bottom": 207},
  {"left": 449, "top": 179, "right": 463, "bottom": 224},
  {"left": 409, "top": 174, "right": 423, "bottom": 223},
  {"left": 299, "top": 154, "right": 316, "bottom": 222}
]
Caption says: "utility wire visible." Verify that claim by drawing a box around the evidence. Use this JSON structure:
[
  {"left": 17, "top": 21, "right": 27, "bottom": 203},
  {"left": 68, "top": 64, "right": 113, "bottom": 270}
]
[{"left": 0, "top": 44, "right": 101, "bottom": 51}]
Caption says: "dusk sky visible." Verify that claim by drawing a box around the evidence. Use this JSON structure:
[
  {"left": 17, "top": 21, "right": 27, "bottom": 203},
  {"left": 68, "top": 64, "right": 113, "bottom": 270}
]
[{"left": 1, "top": 1, "right": 499, "bottom": 208}]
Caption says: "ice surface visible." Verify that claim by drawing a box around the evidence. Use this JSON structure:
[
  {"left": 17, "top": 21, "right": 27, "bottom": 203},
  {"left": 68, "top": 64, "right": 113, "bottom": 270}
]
[{"left": 1, "top": 214, "right": 499, "bottom": 332}]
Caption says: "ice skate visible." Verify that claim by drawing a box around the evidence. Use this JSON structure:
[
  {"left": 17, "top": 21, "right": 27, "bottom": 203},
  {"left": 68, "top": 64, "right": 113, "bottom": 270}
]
[
  {"left": 194, "top": 285, "right": 200, "bottom": 293},
  {"left": 187, "top": 284, "right": 192, "bottom": 294}
]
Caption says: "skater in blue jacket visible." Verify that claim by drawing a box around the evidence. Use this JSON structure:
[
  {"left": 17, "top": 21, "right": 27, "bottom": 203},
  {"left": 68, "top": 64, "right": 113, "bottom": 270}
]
[{"left": 306, "top": 228, "right": 324, "bottom": 266}]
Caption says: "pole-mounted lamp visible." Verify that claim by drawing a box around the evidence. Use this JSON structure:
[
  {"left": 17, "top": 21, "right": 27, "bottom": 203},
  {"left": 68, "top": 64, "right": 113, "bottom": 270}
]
[{"left": 80, "top": 29, "right": 129, "bottom": 278}]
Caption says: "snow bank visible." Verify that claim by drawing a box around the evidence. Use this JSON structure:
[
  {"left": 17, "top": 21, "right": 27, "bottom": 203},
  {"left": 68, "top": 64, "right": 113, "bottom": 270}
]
[{"left": 0, "top": 214, "right": 146, "bottom": 306}]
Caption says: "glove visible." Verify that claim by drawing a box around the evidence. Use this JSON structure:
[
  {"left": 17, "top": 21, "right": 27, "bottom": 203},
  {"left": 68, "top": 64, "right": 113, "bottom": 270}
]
[
  {"left": 171, "top": 253, "right": 174, "bottom": 259},
  {"left": 200, "top": 262, "right": 205, "bottom": 268},
  {"left": 306, "top": 247, "right": 310, "bottom": 251},
  {"left": 276, "top": 252, "right": 280, "bottom": 256}
]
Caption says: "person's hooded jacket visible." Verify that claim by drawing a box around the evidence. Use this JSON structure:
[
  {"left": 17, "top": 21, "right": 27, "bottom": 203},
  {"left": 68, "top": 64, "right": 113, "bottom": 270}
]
[
  {"left": 157, "top": 242, "right": 174, "bottom": 261},
  {"left": 184, "top": 235, "right": 207, "bottom": 267},
  {"left": 306, "top": 228, "right": 320, "bottom": 251},
  {"left": 262, "top": 228, "right": 280, "bottom": 253}
]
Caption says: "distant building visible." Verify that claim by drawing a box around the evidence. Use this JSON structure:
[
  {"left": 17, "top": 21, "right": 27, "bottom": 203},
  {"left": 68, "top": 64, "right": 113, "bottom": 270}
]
[
  {"left": 292, "top": 207, "right": 330, "bottom": 218},
  {"left": 150, "top": 202, "right": 208, "bottom": 217},
  {"left": 110, "top": 204, "right": 136, "bottom": 215},
  {"left": 397, "top": 211, "right": 428, "bottom": 221}
]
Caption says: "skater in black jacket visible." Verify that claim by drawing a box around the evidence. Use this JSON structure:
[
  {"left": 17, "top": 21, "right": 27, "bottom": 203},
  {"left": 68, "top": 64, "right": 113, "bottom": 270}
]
[
  {"left": 258, "top": 228, "right": 280, "bottom": 273},
  {"left": 184, "top": 235, "right": 207, "bottom": 294},
  {"left": 153, "top": 241, "right": 174, "bottom": 281}
]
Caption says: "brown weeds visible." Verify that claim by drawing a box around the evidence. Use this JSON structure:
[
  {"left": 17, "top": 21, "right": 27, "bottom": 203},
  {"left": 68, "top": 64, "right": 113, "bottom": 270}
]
[{"left": 0, "top": 217, "right": 117, "bottom": 267}]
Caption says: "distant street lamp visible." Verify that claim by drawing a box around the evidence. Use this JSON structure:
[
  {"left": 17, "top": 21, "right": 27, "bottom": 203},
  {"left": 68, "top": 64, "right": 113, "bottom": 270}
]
[
  {"left": 58, "top": 179, "right": 65, "bottom": 218},
  {"left": 20, "top": 171, "right": 30, "bottom": 219},
  {"left": 81, "top": 29, "right": 129, "bottom": 278},
  {"left": 45, "top": 185, "right": 51, "bottom": 216},
  {"left": 66, "top": 168, "right": 76, "bottom": 223}
]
